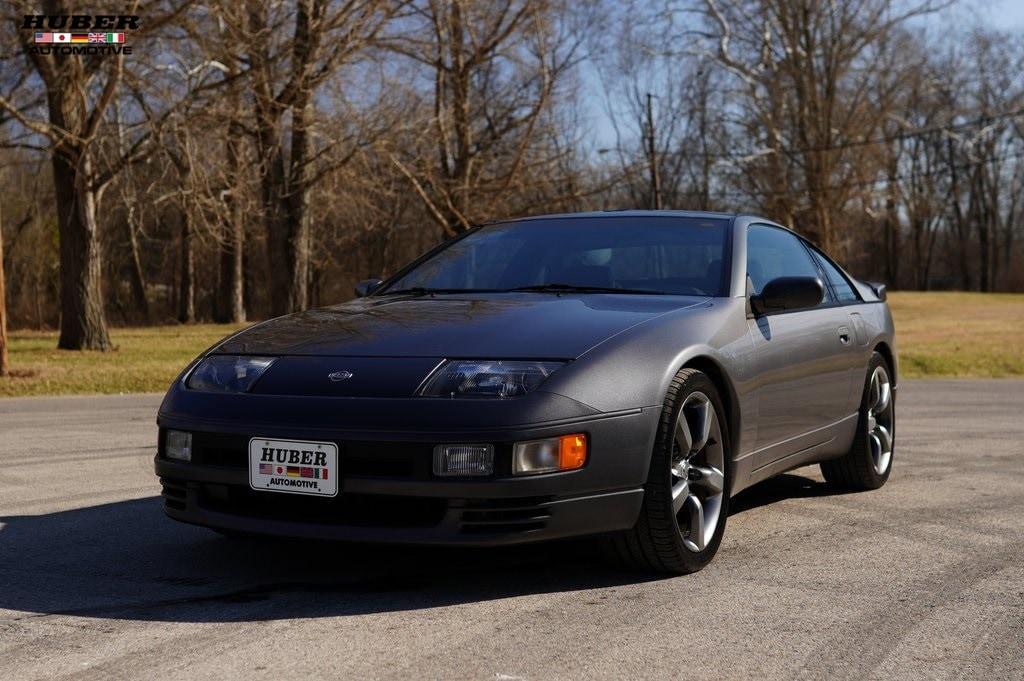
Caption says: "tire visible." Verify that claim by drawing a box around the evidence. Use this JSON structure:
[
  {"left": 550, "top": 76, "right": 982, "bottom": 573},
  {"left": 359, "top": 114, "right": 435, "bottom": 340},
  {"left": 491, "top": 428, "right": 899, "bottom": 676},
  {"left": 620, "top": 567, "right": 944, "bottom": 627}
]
[
  {"left": 820, "top": 351, "right": 895, "bottom": 491},
  {"left": 606, "top": 368, "right": 731, "bottom": 574}
]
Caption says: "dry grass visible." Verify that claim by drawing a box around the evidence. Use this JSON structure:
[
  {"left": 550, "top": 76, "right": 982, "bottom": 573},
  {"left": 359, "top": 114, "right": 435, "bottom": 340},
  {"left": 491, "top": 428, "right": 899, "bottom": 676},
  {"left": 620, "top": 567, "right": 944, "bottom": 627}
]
[
  {"left": 887, "top": 291, "right": 1024, "bottom": 378},
  {"left": 0, "top": 292, "right": 1021, "bottom": 396}
]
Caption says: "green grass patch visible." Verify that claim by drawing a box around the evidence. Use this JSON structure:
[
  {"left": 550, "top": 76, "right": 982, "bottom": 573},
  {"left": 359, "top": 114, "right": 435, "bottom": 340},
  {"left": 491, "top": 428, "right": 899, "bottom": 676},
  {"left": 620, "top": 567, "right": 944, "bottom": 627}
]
[
  {"left": 1, "top": 291, "right": 1021, "bottom": 396},
  {"left": 0, "top": 324, "right": 245, "bottom": 397}
]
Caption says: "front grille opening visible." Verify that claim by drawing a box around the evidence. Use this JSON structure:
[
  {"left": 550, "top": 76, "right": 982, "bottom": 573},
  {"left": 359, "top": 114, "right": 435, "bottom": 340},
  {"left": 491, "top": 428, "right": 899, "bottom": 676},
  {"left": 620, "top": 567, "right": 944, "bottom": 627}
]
[{"left": 184, "top": 432, "right": 432, "bottom": 480}]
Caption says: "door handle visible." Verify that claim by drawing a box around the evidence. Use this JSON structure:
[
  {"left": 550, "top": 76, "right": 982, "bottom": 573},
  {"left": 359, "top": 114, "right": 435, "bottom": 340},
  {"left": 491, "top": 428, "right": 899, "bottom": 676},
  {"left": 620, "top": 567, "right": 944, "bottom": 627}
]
[{"left": 837, "top": 326, "right": 852, "bottom": 345}]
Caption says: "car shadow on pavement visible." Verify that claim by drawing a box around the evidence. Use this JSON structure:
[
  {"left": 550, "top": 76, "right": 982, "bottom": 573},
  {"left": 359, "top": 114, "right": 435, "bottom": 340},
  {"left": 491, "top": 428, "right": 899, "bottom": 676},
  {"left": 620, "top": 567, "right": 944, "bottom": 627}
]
[
  {"left": 0, "top": 496, "right": 656, "bottom": 623},
  {"left": 0, "top": 474, "right": 845, "bottom": 623},
  {"left": 729, "top": 472, "right": 854, "bottom": 515}
]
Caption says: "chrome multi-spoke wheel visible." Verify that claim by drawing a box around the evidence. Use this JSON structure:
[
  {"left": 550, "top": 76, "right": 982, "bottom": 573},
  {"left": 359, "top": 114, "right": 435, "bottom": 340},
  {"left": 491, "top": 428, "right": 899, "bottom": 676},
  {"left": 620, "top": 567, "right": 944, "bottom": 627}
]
[
  {"left": 671, "top": 392, "right": 726, "bottom": 552},
  {"left": 866, "top": 365, "right": 893, "bottom": 475},
  {"left": 821, "top": 351, "right": 895, "bottom": 491},
  {"left": 608, "top": 368, "right": 731, "bottom": 574}
]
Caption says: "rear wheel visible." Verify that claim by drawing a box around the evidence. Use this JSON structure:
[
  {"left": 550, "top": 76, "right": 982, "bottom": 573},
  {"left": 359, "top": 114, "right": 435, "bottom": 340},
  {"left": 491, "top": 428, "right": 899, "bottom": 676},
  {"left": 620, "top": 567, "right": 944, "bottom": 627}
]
[
  {"left": 821, "top": 351, "right": 894, "bottom": 490},
  {"left": 607, "top": 368, "right": 730, "bottom": 574}
]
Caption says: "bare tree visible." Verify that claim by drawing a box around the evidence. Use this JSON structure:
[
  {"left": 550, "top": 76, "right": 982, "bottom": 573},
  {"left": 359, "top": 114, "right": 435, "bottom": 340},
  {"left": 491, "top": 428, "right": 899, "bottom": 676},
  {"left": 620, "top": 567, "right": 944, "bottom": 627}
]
[
  {"left": 384, "top": 0, "right": 584, "bottom": 235},
  {"left": 593, "top": 2, "right": 728, "bottom": 211},
  {"left": 219, "top": 0, "right": 403, "bottom": 316},
  {"left": 698, "top": 0, "right": 948, "bottom": 255},
  {"left": 0, "top": 0, "right": 191, "bottom": 349}
]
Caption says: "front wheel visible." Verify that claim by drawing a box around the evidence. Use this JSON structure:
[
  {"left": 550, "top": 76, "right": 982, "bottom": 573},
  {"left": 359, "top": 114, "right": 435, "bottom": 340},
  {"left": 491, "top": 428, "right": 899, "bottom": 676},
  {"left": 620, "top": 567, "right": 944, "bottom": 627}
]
[
  {"left": 821, "top": 351, "right": 895, "bottom": 490},
  {"left": 606, "top": 368, "right": 730, "bottom": 574}
]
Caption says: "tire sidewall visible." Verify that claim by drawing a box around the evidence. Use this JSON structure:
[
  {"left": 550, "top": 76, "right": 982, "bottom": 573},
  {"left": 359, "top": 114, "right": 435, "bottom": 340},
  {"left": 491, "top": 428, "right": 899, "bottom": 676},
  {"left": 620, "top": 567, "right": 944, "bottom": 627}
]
[{"left": 648, "top": 370, "right": 732, "bottom": 569}]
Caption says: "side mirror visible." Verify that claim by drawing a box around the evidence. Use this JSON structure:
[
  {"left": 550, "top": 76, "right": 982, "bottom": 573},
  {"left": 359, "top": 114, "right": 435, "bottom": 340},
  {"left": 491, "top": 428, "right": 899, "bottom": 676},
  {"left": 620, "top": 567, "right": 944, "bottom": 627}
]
[
  {"left": 865, "top": 281, "right": 887, "bottom": 301},
  {"left": 354, "top": 278, "right": 383, "bottom": 298},
  {"left": 751, "top": 276, "right": 823, "bottom": 315}
]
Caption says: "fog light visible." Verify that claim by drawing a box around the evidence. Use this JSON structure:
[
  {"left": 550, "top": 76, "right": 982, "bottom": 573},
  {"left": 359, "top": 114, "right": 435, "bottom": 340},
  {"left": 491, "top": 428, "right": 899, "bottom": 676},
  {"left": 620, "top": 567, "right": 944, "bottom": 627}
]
[
  {"left": 513, "top": 433, "right": 587, "bottom": 475},
  {"left": 166, "top": 430, "right": 192, "bottom": 462},
  {"left": 433, "top": 444, "right": 494, "bottom": 477}
]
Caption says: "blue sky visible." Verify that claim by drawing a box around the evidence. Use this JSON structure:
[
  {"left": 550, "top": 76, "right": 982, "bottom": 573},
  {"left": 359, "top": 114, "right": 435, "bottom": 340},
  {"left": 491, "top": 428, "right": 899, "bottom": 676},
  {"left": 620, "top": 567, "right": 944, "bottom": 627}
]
[
  {"left": 578, "top": 0, "right": 1024, "bottom": 152},
  {"left": 976, "top": 0, "right": 1024, "bottom": 27}
]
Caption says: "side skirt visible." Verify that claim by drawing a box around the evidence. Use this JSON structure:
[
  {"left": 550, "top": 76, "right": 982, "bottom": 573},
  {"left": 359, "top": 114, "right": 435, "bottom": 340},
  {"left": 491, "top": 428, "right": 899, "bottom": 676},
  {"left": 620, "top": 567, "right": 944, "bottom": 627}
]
[{"left": 730, "top": 412, "right": 859, "bottom": 495}]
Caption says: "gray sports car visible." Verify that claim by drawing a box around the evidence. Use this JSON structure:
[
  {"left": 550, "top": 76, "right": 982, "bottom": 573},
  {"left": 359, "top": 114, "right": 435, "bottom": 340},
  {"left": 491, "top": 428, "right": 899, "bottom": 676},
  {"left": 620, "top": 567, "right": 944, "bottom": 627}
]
[{"left": 156, "top": 210, "right": 896, "bottom": 574}]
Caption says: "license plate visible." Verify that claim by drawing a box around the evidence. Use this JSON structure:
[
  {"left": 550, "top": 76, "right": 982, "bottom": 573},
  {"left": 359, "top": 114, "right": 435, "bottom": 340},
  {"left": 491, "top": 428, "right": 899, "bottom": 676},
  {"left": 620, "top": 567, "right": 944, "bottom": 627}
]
[{"left": 249, "top": 438, "right": 339, "bottom": 497}]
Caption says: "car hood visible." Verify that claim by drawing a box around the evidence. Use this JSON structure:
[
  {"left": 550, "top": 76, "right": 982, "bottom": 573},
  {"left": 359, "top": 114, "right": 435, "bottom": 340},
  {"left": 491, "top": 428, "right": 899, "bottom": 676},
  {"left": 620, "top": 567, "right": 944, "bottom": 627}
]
[{"left": 214, "top": 293, "right": 709, "bottom": 359}]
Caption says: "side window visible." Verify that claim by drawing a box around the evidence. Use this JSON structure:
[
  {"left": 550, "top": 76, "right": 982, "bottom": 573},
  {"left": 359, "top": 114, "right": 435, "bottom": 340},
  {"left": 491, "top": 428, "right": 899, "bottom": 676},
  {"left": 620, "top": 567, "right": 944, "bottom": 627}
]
[
  {"left": 809, "top": 248, "right": 859, "bottom": 302},
  {"left": 746, "top": 225, "right": 821, "bottom": 296}
]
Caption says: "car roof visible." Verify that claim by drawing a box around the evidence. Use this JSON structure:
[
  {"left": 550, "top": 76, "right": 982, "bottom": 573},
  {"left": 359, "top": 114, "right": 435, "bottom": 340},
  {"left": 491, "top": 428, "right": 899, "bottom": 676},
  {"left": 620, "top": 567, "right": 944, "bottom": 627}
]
[{"left": 489, "top": 209, "right": 743, "bottom": 223}]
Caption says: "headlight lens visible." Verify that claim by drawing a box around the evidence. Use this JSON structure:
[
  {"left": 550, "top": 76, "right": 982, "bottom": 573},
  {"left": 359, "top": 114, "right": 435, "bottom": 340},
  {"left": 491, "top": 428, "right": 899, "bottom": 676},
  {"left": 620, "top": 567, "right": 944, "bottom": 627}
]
[
  {"left": 186, "top": 355, "right": 276, "bottom": 393},
  {"left": 418, "top": 360, "right": 564, "bottom": 398}
]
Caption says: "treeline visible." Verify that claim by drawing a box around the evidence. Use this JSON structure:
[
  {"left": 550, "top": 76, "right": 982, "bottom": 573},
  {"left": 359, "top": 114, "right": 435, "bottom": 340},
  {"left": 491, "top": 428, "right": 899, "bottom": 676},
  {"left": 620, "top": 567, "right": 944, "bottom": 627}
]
[{"left": 0, "top": 0, "right": 1022, "bottom": 355}]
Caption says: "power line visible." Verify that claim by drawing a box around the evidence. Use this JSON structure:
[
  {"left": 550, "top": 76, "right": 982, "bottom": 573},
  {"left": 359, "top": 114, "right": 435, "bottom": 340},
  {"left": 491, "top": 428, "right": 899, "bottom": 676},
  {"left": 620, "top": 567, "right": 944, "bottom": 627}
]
[
  {"left": 659, "top": 147, "right": 1024, "bottom": 203},
  {"left": 609, "top": 106, "right": 1024, "bottom": 162}
]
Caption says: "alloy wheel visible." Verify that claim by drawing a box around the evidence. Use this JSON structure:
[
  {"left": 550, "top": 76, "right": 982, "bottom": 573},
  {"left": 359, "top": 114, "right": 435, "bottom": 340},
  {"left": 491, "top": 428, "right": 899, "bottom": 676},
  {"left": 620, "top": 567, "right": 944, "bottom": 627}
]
[
  {"left": 866, "top": 366, "right": 894, "bottom": 475},
  {"left": 671, "top": 392, "right": 726, "bottom": 552}
]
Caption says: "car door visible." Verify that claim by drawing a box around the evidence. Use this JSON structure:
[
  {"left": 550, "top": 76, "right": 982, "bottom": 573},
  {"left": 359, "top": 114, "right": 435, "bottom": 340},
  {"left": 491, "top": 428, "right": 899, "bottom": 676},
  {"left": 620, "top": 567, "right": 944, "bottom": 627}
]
[
  {"left": 803, "top": 242, "right": 870, "bottom": 416},
  {"left": 745, "top": 224, "right": 855, "bottom": 468}
]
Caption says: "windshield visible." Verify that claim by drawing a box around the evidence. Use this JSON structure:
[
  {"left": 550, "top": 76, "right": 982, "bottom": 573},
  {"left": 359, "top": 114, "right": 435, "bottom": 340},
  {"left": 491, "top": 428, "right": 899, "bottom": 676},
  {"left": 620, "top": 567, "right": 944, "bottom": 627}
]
[{"left": 380, "top": 216, "right": 730, "bottom": 296}]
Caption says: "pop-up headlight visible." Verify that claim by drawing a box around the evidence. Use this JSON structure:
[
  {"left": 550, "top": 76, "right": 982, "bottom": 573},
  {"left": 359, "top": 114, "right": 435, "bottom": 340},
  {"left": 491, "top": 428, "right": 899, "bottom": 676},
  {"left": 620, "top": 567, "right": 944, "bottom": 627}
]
[
  {"left": 186, "top": 355, "right": 275, "bottom": 393},
  {"left": 417, "top": 360, "right": 564, "bottom": 398}
]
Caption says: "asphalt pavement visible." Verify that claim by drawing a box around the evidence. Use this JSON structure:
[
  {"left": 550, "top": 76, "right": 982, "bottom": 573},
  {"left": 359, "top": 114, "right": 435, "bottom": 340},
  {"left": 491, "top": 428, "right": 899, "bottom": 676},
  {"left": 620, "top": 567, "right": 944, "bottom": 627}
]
[{"left": 1, "top": 380, "right": 1022, "bottom": 680}]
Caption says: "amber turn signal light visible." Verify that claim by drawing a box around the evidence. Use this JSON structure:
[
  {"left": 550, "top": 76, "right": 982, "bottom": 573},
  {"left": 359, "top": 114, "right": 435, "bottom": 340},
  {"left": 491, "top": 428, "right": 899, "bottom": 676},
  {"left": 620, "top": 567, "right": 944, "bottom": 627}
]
[
  {"left": 558, "top": 433, "right": 587, "bottom": 470},
  {"left": 513, "top": 433, "right": 588, "bottom": 475}
]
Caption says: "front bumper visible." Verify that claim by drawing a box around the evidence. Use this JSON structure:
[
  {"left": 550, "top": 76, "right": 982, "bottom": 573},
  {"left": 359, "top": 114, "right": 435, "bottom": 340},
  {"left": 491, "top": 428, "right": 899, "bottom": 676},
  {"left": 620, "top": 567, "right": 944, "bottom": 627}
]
[{"left": 155, "top": 406, "right": 657, "bottom": 546}]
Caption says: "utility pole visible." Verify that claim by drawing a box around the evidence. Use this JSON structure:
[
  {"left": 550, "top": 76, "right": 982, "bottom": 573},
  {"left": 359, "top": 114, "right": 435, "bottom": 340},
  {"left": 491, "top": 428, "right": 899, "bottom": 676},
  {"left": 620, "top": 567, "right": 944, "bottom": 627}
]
[
  {"left": 645, "top": 92, "right": 663, "bottom": 210},
  {"left": 0, "top": 201, "right": 9, "bottom": 377}
]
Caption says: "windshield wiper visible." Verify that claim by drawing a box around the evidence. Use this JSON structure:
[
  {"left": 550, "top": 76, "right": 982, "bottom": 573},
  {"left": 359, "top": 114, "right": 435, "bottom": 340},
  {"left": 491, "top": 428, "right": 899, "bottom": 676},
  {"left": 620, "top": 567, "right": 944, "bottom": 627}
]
[
  {"left": 376, "top": 287, "right": 495, "bottom": 296},
  {"left": 504, "top": 283, "right": 666, "bottom": 295}
]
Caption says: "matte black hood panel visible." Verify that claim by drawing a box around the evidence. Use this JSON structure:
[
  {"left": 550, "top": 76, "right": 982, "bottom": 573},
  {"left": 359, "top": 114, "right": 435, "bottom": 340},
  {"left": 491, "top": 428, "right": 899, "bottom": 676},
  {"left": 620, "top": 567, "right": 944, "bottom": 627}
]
[
  {"left": 251, "top": 356, "right": 441, "bottom": 397},
  {"left": 215, "top": 294, "right": 707, "bottom": 359}
]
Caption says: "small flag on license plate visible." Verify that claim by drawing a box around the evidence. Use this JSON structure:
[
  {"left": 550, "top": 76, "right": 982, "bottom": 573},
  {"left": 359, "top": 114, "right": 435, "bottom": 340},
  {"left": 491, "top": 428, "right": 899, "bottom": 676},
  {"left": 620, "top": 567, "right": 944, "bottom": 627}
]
[
  {"left": 33, "top": 32, "right": 125, "bottom": 44},
  {"left": 89, "top": 32, "right": 125, "bottom": 43},
  {"left": 259, "top": 463, "right": 273, "bottom": 475}
]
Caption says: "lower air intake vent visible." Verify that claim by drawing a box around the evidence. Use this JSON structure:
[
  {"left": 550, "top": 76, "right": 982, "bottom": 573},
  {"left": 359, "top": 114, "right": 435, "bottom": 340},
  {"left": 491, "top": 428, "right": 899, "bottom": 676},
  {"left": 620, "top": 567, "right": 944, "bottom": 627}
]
[{"left": 457, "top": 496, "right": 553, "bottom": 534}]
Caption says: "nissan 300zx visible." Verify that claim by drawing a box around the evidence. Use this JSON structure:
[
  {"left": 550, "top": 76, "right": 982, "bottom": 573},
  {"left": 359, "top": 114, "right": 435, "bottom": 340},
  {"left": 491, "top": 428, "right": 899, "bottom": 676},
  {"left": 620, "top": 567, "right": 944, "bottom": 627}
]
[{"left": 155, "top": 211, "right": 897, "bottom": 574}]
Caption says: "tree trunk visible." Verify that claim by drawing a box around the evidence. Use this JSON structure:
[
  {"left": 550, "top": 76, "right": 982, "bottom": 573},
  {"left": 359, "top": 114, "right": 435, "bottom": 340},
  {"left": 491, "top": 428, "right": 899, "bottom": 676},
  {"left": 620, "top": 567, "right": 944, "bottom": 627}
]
[
  {"left": 52, "top": 151, "right": 112, "bottom": 351},
  {"left": 216, "top": 128, "right": 246, "bottom": 324},
  {"left": 217, "top": 218, "right": 245, "bottom": 324},
  {"left": 286, "top": 98, "right": 313, "bottom": 312},
  {"left": 0, "top": 203, "right": 9, "bottom": 376},
  {"left": 124, "top": 206, "right": 150, "bottom": 322},
  {"left": 258, "top": 99, "right": 312, "bottom": 316},
  {"left": 261, "top": 142, "right": 292, "bottom": 316},
  {"left": 178, "top": 211, "right": 195, "bottom": 323},
  {"left": 884, "top": 159, "right": 899, "bottom": 285}
]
